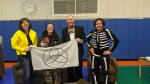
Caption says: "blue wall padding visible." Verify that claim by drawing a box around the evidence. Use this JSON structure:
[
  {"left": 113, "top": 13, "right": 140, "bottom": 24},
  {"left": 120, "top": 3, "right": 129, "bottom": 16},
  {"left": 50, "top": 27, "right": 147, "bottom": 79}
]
[
  {"left": 140, "top": 19, "right": 150, "bottom": 56},
  {"left": 128, "top": 19, "right": 143, "bottom": 59},
  {"left": 1, "top": 19, "right": 150, "bottom": 61}
]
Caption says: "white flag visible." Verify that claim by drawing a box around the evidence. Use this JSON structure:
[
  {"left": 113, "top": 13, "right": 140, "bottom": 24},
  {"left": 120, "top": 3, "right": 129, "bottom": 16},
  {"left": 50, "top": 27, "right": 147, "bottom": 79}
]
[{"left": 31, "top": 40, "right": 79, "bottom": 70}]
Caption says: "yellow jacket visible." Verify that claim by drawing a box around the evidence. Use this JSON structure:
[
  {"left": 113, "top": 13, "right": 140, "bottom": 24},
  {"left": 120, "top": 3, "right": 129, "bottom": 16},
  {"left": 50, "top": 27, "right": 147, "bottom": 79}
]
[{"left": 11, "top": 29, "right": 37, "bottom": 55}]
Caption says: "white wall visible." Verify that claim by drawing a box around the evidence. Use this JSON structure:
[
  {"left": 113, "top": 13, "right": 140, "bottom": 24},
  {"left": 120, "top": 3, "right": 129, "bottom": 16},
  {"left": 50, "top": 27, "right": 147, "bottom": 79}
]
[
  {"left": 0, "top": 0, "right": 7, "bottom": 20},
  {"left": 143, "top": 0, "right": 150, "bottom": 17},
  {"left": 0, "top": 0, "right": 150, "bottom": 20},
  {"left": 0, "top": 0, "right": 52, "bottom": 20},
  {"left": 100, "top": 0, "right": 142, "bottom": 18}
]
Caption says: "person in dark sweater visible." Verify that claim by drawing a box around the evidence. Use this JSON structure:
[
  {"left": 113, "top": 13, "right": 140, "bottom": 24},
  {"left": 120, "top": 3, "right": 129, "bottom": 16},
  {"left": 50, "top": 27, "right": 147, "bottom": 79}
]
[
  {"left": 62, "top": 15, "right": 86, "bottom": 82},
  {"left": 86, "top": 18, "right": 119, "bottom": 84},
  {"left": 38, "top": 23, "right": 61, "bottom": 84}
]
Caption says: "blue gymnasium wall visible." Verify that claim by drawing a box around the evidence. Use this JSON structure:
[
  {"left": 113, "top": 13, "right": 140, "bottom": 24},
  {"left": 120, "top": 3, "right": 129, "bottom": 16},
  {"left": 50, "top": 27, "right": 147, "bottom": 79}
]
[{"left": 1, "top": 19, "right": 150, "bottom": 61}]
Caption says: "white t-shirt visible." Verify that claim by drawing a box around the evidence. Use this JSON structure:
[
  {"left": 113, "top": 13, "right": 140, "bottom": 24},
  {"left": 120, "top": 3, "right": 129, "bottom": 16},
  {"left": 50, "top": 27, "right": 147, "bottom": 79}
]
[{"left": 70, "top": 32, "right": 75, "bottom": 40}]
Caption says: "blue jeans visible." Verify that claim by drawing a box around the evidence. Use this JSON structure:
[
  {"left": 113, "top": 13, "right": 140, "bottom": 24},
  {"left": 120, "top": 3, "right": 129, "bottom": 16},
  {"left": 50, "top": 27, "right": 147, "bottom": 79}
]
[{"left": 18, "top": 53, "right": 34, "bottom": 84}]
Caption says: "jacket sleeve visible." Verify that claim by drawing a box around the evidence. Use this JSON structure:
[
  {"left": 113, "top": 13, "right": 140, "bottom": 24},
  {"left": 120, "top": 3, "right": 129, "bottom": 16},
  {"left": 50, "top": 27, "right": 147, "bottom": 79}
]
[
  {"left": 106, "top": 29, "right": 119, "bottom": 52},
  {"left": 33, "top": 32, "right": 37, "bottom": 46},
  {"left": 78, "top": 27, "right": 86, "bottom": 44},
  {"left": 86, "top": 32, "right": 93, "bottom": 49},
  {"left": 57, "top": 35, "right": 62, "bottom": 44},
  {"left": 11, "top": 32, "right": 25, "bottom": 52},
  {"left": 37, "top": 35, "right": 43, "bottom": 47},
  {"left": 62, "top": 29, "right": 66, "bottom": 43}
]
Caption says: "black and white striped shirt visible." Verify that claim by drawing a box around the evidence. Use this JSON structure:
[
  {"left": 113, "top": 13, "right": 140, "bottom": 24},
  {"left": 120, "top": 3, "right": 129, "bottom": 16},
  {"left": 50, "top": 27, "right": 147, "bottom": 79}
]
[{"left": 86, "top": 28, "right": 119, "bottom": 53}]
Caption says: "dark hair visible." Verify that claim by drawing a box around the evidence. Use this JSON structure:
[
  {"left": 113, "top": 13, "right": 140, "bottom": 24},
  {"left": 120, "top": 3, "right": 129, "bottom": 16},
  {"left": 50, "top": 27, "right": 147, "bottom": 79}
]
[
  {"left": 42, "top": 23, "right": 57, "bottom": 37},
  {"left": 93, "top": 18, "right": 106, "bottom": 27},
  {"left": 19, "top": 18, "right": 32, "bottom": 30},
  {"left": 46, "top": 23, "right": 55, "bottom": 33},
  {"left": 46, "top": 23, "right": 53, "bottom": 29}
]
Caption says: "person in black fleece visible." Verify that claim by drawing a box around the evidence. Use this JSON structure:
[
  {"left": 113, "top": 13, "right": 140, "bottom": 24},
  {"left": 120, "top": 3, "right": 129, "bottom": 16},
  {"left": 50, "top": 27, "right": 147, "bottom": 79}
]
[
  {"left": 38, "top": 23, "right": 61, "bottom": 84},
  {"left": 38, "top": 23, "right": 61, "bottom": 47}
]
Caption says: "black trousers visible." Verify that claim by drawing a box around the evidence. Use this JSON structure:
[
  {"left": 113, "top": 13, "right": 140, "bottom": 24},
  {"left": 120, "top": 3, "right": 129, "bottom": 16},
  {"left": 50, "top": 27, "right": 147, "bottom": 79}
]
[
  {"left": 67, "top": 66, "right": 83, "bottom": 82},
  {"left": 67, "top": 51, "right": 83, "bottom": 82},
  {"left": 91, "top": 54, "right": 110, "bottom": 84}
]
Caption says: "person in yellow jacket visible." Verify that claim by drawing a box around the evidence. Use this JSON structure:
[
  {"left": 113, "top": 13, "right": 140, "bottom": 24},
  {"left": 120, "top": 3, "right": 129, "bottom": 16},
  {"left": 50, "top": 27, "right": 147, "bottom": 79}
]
[{"left": 11, "top": 18, "right": 37, "bottom": 84}]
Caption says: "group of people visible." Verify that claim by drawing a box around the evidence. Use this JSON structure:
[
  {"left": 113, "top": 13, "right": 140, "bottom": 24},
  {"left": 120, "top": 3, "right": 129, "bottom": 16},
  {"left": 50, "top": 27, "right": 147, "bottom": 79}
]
[{"left": 11, "top": 15, "right": 119, "bottom": 84}]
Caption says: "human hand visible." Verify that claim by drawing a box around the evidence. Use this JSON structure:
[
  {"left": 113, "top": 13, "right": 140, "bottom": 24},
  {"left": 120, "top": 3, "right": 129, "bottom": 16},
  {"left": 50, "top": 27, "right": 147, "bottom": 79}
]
[
  {"left": 24, "top": 47, "right": 31, "bottom": 52},
  {"left": 103, "top": 50, "right": 111, "bottom": 55},
  {"left": 90, "top": 48, "right": 94, "bottom": 54},
  {"left": 75, "top": 38, "right": 83, "bottom": 43},
  {"left": 40, "top": 41, "right": 48, "bottom": 47}
]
